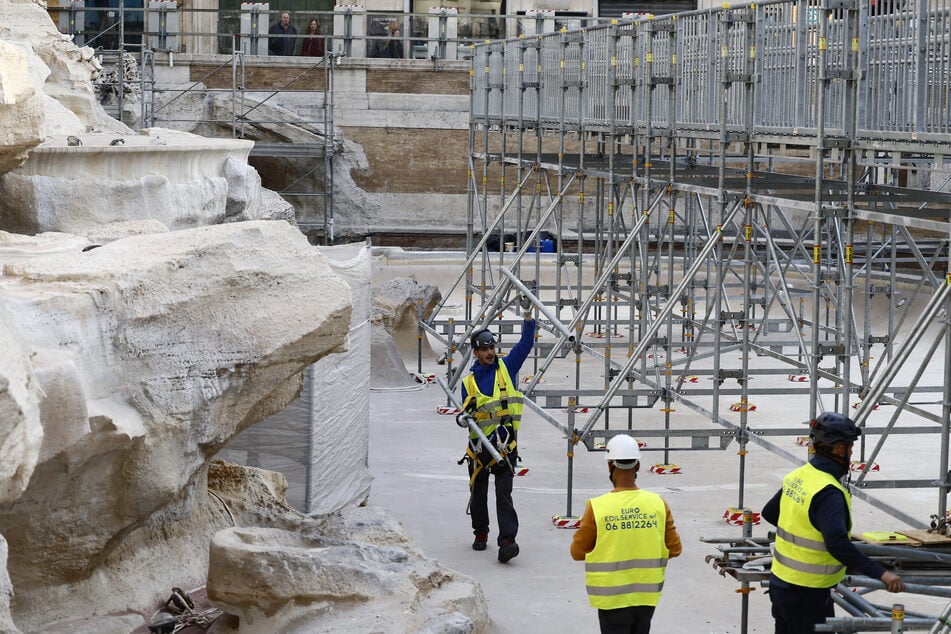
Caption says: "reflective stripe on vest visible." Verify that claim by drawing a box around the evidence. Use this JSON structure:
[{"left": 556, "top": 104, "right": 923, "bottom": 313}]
[
  {"left": 462, "top": 359, "right": 524, "bottom": 439},
  {"left": 584, "top": 489, "right": 668, "bottom": 610},
  {"left": 771, "top": 462, "right": 851, "bottom": 588}
]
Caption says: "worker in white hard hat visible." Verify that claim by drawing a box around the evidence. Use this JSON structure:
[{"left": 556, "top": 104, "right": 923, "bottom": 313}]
[{"left": 571, "top": 434, "right": 682, "bottom": 634}]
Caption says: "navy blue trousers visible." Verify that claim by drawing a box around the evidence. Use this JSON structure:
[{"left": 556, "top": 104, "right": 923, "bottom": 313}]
[
  {"left": 597, "top": 606, "right": 656, "bottom": 634},
  {"left": 468, "top": 452, "right": 518, "bottom": 546},
  {"left": 769, "top": 579, "right": 835, "bottom": 634}
]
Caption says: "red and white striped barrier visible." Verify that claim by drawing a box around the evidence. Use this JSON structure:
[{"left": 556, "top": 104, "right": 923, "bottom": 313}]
[
  {"left": 552, "top": 515, "right": 581, "bottom": 529},
  {"left": 788, "top": 374, "right": 809, "bottom": 382},
  {"left": 650, "top": 464, "right": 682, "bottom": 475},
  {"left": 514, "top": 465, "right": 530, "bottom": 476},
  {"left": 412, "top": 373, "right": 436, "bottom": 384},
  {"left": 564, "top": 406, "right": 590, "bottom": 414},
  {"left": 796, "top": 436, "right": 812, "bottom": 447},
  {"left": 436, "top": 406, "right": 461, "bottom": 415},
  {"left": 681, "top": 376, "right": 700, "bottom": 383},
  {"left": 850, "top": 461, "right": 880, "bottom": 472},
  {"left": 729, "top": 402, "right": 757, "bottom": 412},
  {"left": 723, "top": 508, "right": 761, "bottom": 526}
]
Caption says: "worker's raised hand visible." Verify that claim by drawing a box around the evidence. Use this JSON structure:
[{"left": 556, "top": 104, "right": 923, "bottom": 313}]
[{"left": 880, "top": 570, "right": 904, "bottom": 593}]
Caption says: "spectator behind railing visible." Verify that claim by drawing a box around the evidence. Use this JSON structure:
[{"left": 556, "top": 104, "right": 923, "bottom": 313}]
[
  {"left": 300, "top": 18, "right": 325, "bottom": 57},
  {"left": 268, "top": 12, "right": 297, "bottom": 56},
  {"left": 370, "top": 18, "right": 403, "bottom": 59}
]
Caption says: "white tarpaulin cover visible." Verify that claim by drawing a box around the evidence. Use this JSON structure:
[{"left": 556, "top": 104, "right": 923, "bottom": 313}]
[{"left": 219, "top": 240, "right": 372, "bottom": 514}]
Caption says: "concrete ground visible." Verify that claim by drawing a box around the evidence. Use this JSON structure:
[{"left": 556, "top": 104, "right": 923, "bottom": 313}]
[
  {"left": 367, "top": 250, "right": 949, "bottom": 633},
  {"left": 369, "top": 383, "right": 781, "bottom": 633}
]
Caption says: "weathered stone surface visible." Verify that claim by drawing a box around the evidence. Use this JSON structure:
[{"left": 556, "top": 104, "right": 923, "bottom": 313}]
[
  {"left": 371, "top": 276, "right": 442, "bottom": 334},
  {"left": 0, "top": 536, "right": 20, "bottom": 634},
  {"left": 0, "top": 0, "right": 128, "bottom": 138},
  {"left": 0, "top": 221, "right": 352, "bottom": 630},
  {"left": 0, "top": 295, "right": 42, "bottom": 507},
  {"left": 207, "top": 518, "right": 487, "bottom": 634},
  {"left": 203, "top": 462, "right": 488, "bottom": 634},
  {"left": 0, "top": 129, "right": 278, "bottom": 235},
  {"left": 0, "top": 40, "right": 43, "bottom": 175}
]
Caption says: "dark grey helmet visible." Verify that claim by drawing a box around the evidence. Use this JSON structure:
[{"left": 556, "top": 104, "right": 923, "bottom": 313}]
[
  {"left": 470, "top": 329, "right": 496, "bottom": 350},
  {"left": 810, "top": 412, "right": 861, "bottom": 445}
]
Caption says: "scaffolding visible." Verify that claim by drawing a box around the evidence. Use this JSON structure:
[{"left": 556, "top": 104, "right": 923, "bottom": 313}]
[{"left": 425, "top": 0, "right": 951, "bottom": 624}]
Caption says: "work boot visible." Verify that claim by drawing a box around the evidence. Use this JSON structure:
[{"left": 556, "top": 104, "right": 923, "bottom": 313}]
[
  {"left": 498, "top": 538, "right": 519, "bottom": 563},
  {"left": 472, "top": 532, "right": 488, "bottom": 551}
]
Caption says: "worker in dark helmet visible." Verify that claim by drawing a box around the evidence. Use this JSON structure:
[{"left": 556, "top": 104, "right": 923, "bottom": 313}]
[
  {"left": 456, "top": 295, "right": 535, "bottom": 562},
  {"left": 762, "top": 412, "right": 904, "bottom": 633}
]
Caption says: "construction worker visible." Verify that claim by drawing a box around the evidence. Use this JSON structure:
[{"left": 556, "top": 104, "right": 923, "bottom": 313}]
[
  {"left": 762, "top": 412, "right": 904, "bottom": 634},
  {"left": 570, "top": 435, "right": 682, "bottom": 634},
  {"left": 457, "top": 295, "right": 535, "bottom": 562}
]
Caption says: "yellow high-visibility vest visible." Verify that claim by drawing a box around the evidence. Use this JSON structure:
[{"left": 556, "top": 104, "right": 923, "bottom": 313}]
[
  {"left": 584, "top": 489, "right": 669, "bottom": 609},
  {"left": 771, "top": 462, "right": 851, "bottom": 588},
  {"left": 462, "top": 359, "right": 524, "bottom": 440}
]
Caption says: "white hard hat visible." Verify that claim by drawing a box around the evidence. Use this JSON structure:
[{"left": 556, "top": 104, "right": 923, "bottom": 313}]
[{"left": 605, "top": 435, "right": 641, "bottom": 467}]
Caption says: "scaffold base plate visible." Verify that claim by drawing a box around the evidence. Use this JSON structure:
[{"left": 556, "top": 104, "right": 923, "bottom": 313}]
[{"left": 552, "top": 515, "right": 581, "bottom": 529}]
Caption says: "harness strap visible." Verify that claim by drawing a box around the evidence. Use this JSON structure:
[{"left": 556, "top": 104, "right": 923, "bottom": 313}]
[{"left": 463, "top": 432, "right": 518, "bottom": 489}]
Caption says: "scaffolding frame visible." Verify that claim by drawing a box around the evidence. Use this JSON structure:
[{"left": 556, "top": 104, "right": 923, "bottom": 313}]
[{"left": 427, "top": 0, "right": 951, "bottom": 532}]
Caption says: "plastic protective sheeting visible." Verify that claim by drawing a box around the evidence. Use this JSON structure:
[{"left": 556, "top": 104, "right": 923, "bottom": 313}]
[{"left": 218, "top": 240, "right": 372, "bottom": 515}]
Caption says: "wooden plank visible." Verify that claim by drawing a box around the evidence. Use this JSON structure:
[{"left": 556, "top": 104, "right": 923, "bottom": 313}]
[{"left": 897, "top": 529, "right": 951, "bottom": 545}]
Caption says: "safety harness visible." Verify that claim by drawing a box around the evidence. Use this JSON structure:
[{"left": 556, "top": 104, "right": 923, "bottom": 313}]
[{"left": 458, "top": 361, "right": 520, "bottom": 497}]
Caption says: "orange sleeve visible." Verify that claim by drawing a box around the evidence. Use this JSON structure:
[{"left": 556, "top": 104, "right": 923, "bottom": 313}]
[
  {"left": 570, "top": 500, "right": 597, "bottom": 561},
  {"left": 664, "top": 499, "right": 682, "bottom": 558}
]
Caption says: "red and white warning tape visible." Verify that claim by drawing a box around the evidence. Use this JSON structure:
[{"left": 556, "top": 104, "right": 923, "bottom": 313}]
[
  {"left": 788, "top": 374, "right": 809, "bottom": 382},
  {"left": 436, "top": 406, "right": 461, "bottom": 415},
  {"left": 795, "top": 436, "right": 812, "bottom": 447},
  {"left": 723, "top": 508, "right": 761, "bottom": 526},
  {"left": 681, "top": 376, "right": 700, "bottom": 383},
  {"left": 514, "top": 466, "right": 530, "bottom": 476},
  {"left": 849, "top": 461, "right": 880, "bottom": 472},
  {"left": 564, "top": 406, "right": 590, "bottom": 414},
  {"left": 412, "top": 373, "right": 437, "bottom": 384},
  {"left": 650, "top": 464, "right": 682, "bottom": 475},
  {"left": 729, "top": 402, "right": 757, "bottom": 412},
  {"left": 552, "top": 515, "right": 581, "bottom": 529}
]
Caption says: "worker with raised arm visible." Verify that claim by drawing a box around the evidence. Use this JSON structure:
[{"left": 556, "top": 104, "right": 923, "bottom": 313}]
[
  {"left": 571, "top": 435, "right": 682, "bottom": 634},
  {"left": 456, "top": 294, "right": 535, "bottom": 563},
  {"left": 762, "top": 412, "right": 904, "bottom": 634}
]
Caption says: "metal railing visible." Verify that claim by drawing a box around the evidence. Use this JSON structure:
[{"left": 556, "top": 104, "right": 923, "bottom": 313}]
[
  {"left": 49, "top": 4, "right": 620, "bottom": 61},
  {"left": 470, "top": 0, "right": 951, "bottom": 147}
]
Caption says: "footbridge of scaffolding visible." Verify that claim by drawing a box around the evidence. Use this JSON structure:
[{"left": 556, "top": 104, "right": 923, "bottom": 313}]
[{"left": 424, "top": 0, "right": 951, "bottom": 536}]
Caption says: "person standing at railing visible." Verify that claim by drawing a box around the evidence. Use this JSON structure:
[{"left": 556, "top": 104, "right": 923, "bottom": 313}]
[
  {"left": 371, "top": 18, "right": 403, "bottom": 59},
  {"left": 268, "top": 12, "right": 297, "bottom": 56},
  {"left": 300, "top": 18, "right": 325, "bottom": 57}
]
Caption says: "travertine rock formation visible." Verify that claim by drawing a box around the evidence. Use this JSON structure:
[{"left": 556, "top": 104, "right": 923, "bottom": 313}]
[
  {"left": 0, "top": 221, "right": 351, "bottom": 630},
  {"left": 0, "top": 129, "right": 293, "bottom": 235},
  {"left": 206, "top": 461, "right": 488, "bottom": 634}
]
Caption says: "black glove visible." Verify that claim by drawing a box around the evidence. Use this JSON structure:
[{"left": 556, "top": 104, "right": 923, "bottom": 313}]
[
  {"left": 519, "top": 294, "right": 532, "bottom": 310},
  {"left": 456, "top": 413, "right": 473, "bottom": 429}
]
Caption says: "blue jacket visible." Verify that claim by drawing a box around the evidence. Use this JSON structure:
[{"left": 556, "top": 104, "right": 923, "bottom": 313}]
[
  {"left": 762, "top": 453, "right": 886, "bottom": 587},
  {"left": 461, "top": 319, "right": 536, "bottom": 403}
]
